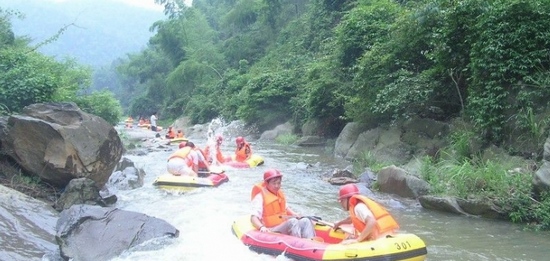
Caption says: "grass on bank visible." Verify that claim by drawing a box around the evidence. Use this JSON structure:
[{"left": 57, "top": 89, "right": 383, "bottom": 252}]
[
  {"left": 419, "top": 154, "right": 550, "bottom": 230},
  {"left": 0, "top": 158, "right": 60, "bottom": 203},
  {"left": 275, "top": 133, "right": 299, "bottom": 145},
  {"left": 417, "top": 126, "right": 550, "bottom": 230}
]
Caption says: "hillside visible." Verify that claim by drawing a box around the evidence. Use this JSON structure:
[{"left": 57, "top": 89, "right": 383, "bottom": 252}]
[{"left": 0, "top": 0, "right": 165, "bottom": 68}]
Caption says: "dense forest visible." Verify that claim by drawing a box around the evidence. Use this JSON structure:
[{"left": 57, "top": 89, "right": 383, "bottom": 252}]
[
  {"left": 2, "top": 0, "right": 550, "bottom": 229},
  {"left": 105, "top": 0, "right": 550, "bottom": 149}
]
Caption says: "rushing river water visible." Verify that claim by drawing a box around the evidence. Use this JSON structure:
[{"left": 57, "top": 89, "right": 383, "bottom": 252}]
[{"left": 109, "top": 135, "right": 549, "bottom": 261}]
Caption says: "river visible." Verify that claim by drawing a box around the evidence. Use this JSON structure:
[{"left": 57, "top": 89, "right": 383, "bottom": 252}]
[{"left": 109, "top": 134, "right": 549, "bottom": 261}]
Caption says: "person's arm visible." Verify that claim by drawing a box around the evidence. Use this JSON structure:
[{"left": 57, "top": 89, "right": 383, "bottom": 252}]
[
  {"left": 251, "top": 194, "right": 269, "bottom": 232},
  {"left": 334, "top": 216, "right": 352, "bottom": 228},
  {"left": 355, "top": 216, "right": 376, "bottom": 242}
]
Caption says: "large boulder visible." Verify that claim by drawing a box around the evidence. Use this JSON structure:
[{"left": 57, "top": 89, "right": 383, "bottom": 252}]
[
  {"left": 56, "top": 204, "right": 179, "bottom": 261},
  {"left": 377, "top": 165, "right": 430, "bottom": 199},
  {"left": 0, "top": 103, "right": 123, "bottom": 188}
]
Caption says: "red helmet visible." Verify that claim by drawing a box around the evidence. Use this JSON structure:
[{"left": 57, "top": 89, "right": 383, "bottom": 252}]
[
  {"left": 216, "top": 135, "right": 223, "bottom": 142},
  {"left": 236, "top": 136, "right": 245, "bottom": 144},
  {"left": 178, "top": 141, "right": 187, "bottom": 148},
  {"left": 263, "top": 169, "right": 282, "bottom": 182},
  {"left": 338, "top": 184, "right": 359, "bottom": 200}
]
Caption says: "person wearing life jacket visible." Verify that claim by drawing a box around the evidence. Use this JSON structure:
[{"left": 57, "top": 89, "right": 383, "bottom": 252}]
[
  {"left": 235, "top": 136, "right": 252, "bottom": 162},
  {"left": 334, "top": 184, "right": 399, "bottom": 244},
  {"left": 186, "top": 141, "right": 211, "bottom": 173},
  {"left": 176, "top": 130, "right": 184, "bottom": 138},
  {"left": 250, "top": 169, "right": 316, "bottom": 239},
  {"left": 166, "top": 141, "right": 198, "bottom": 177},
  {"left": 165, "top": 126, "right": 176, "bottom": 139},
  {"left": 204, "top": 135, "right": 226, "bottom": 164}
]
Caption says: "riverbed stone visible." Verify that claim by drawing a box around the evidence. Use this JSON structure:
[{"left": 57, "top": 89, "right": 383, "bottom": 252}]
[
  {"left": 56, "top": 204, "right": 179, "bottom": 261},
  {"left": 377, "top": 165, "right": 430, "bottom": 199}
]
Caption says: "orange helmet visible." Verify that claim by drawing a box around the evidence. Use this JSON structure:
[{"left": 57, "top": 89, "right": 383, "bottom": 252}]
[
  {"left": 338, "top": 184, "right": 359, "bottom": 200},
  {"left": 178, "top": 141, "right": 187, "bottom": 148},
  {"left": 236, "top": 136, "right": 245, "bottom": 144},
  {"left": 263, "top": 169, "right": 282, "bottom": 182}
]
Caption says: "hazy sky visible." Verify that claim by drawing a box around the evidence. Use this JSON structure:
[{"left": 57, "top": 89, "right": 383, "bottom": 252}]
[{"left": 48, "top": 0, "right": 193, "bottom": 11}]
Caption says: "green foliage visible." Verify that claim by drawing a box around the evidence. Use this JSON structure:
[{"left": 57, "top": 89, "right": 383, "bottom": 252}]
[
  {"left": 334, "top": 0, "right": 400, "bottom": 68},
  {"left": 0, "top": 48, "right": 59, "bottom": 112},
  {"left": 420, "top": 154, "right": 532, "bottom": 199},
  {"left": 468, "top": 0, "right": 550, "bottom": 142},
  {"left": 275, "top": 133, "right": 298, "bottom": 145},
  {"left": 237, "top": 71, "right": 299, "bottom": 130},
  {"left": 352, "top": 151, "right": 388, "bottom": 174},
  {"left": 75, "top": 90, "right": 123, "bottom": 125}
]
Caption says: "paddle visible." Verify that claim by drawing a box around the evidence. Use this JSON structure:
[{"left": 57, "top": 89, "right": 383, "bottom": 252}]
[
  {"left": 280, "top": 215, "right": 355, "bottom": 235},
  {"left": 198, "top": 166, "right": 225, "bottom": 175}
]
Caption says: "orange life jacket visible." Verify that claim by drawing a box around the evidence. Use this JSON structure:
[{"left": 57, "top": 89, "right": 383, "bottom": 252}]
[
  {"left": 348, "top": 195, "right": 399, "bottom": 240},
  {"left": 204, "top": 145, "right": 226, "bottom": 163},
  {"left": 167, "top": 147, "right": 193, "bottom": 167},
  {"left": 235, "top": 142, "right": 251, "bottom": 162},
  {"left": 167, "top": 130, "right": 175, "bottom": 139},
  {"left": 251, "top": 182, "right": 288, "bottom": 227}
]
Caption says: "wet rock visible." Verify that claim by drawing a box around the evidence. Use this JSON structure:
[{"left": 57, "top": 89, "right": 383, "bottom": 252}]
[
  {"left": 56, "top": 204, "right": 179, "bottom": 261},
  {"left": 377, "top": 165, "right": 430, "bottom": 199},
  {"left": 107, "top": 158, "right": 145, "bottom": 191},
  {"left": 0, "top": 185, "right": 58, "bottom": 261},
  {"left": 54, "top": 178, "right": 115, "bottom": 211}
]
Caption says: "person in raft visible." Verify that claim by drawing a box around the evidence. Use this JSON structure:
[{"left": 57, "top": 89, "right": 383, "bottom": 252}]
[
  {"left": 165, "top": 126, "right": 176, "bottom": 139},
  {"left": 204, "top": 135, "right": 226, "bottom": 164},
  {"left": 166, "top": 141, "right": 198, "bottom": 177},
  {"left": 186, "top": 141, "right": 211, "bottom": 174},
  {"left": 235, "top": 136, "right": 252, "bottom": 162},
  {"left": 333, "top": 184, "right": 399, "bottom": 244},
  {"left": 250, "top": 169, "right": 316, "bottom": 239}
]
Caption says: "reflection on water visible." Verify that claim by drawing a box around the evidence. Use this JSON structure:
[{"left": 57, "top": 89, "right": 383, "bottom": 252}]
[{"left": 111, "top": 138, "right": 549, "bottom": 261}]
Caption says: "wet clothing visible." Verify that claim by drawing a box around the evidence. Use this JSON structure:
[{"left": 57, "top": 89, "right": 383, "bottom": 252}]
[{"left": 167, "top": 147, "right": 196, "bottom": 176}]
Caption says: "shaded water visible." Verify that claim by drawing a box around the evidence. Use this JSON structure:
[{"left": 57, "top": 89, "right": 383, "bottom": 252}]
[{"left": 111, "top": 137, "right": 549, "bottom": 261}]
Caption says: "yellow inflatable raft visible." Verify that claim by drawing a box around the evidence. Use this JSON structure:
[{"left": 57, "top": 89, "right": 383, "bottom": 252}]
[
  {"left": 223, "top": 154, "right": 264, "bottom": 168},
  {"left": 232, "top": 215, "right": 427, "bottom": 261}
]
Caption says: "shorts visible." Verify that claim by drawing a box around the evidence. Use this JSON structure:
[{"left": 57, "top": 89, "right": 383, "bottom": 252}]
[
  {"left": 167, "top": 158, "right": 194, "bottom": 176},
  {"left": 151, "top": 125, "right": 157, "bottom": 132}
]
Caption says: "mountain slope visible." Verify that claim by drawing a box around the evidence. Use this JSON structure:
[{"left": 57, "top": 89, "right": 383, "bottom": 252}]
[{"left": 1, "top": 0, "right": 165, "bottom": 67}]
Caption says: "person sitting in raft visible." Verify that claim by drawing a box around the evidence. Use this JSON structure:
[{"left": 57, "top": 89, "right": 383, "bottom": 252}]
[
  {"left": 165, "top": 126, "right": 176, "bottom": 139},
  {"left": 235, "top": 136, "right": 252, "bottom": 162},
  {"left": 176, "top": 130, "right": 185, "bottom": 138},
  {"left": 204, "top": 135, "right": 226, "bottom": 164},
  {"left": 166, "top": 141, "right": 198, "bottom": 177},
  {"left": 186, "top": 141, "right": 211, "bottom": 174},
  {"left": 333, "top": 184, "right": 399, "bottom": 244},
  {"left": 250, "top": 169, "right": 316, "bottom": 239}
]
